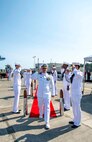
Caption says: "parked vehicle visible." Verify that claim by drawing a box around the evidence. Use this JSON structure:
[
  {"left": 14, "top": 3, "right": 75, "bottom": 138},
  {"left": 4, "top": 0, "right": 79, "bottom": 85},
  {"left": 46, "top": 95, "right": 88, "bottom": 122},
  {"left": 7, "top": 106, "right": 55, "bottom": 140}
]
[{"left": 0, "top": 69, "right": 7, "bottom": 78}]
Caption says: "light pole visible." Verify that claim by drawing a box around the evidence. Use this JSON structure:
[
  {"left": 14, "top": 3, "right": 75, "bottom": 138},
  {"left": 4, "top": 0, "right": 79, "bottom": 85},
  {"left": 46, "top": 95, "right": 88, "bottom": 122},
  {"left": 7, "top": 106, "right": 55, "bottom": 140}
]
[{"left": 33, "top": 56, "right": 36, "bottom": 69}]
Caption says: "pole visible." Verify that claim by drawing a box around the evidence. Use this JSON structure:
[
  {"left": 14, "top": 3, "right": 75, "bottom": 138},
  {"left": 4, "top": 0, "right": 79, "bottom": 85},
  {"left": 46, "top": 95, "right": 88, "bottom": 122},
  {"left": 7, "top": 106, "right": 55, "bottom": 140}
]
[
  {"left": 34, "top": 80, "right": 37, "bottom": 90},
  {"left": 23, "top": 89, "right": 28, "bottom": 116},
  {"left": 31, "top": 81, "right": 33, "bottom": 96},
  {"left": 60, "top": 89, "right": 64, "bottom": 116}
]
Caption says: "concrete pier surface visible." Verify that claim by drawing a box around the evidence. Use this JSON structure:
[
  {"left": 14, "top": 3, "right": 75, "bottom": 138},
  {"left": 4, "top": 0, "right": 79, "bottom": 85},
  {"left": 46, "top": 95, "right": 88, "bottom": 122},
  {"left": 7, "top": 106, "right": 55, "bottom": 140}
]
[{"left": 0, "top": 79, "right": 92, "bottom": 142}]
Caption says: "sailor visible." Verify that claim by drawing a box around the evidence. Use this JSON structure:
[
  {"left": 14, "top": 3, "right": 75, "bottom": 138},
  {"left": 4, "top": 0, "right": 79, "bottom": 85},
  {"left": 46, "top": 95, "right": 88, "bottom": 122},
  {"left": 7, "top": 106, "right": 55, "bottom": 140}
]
[
  {"left": 61, "top": 62, "right": 71, "bottom": 111},
  {"left": 61, "top": 62, "right": 69, "bottom": 79},
  {"left": 51, "top": 65, "right": 58, "bottom": 95},
  {"left": 63, "top": 67, "right": 71, "bottom": 111},
  {"left": 5, "top": 65, "right": 13, "bottom": 81},
  {"left": 32, "top": 64, "right": 55, "bottom": 129},
  {"left": 13, "top": 63, "right": 21, "bottom": 113},
  {"left": 23, "top": 69, "right": 27, "bottom": 86},
  {"left": 69, "top": 62, "right": 83, "bottom": 128},
  {"left": 8, "top": 67, "right": 13, "bottom": 81},
  {"left": 25, "top": 69, "right": 32, "bottom": 96}
]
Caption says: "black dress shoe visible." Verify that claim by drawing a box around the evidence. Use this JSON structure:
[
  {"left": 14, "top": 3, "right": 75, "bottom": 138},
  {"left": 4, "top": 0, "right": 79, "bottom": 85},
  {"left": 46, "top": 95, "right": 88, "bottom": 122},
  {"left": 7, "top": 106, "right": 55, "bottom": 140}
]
[
  {"left": 71, "top": 125, "right": 80, "bottom": 128},
  {"left": 69, "top": 121, "right": 74, "bottom": 124},
  {"left": 64, "top": 108, "right": 70, "bottom": 111},
  {"left": 12, "top": 111, "right": 20, "bottom": 114}
]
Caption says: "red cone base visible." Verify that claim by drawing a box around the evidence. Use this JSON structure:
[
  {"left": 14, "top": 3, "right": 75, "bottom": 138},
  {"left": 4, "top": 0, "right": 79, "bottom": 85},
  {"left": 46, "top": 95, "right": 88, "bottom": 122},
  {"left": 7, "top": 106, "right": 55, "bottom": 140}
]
[{"left": 29, "top": 87, "right": 56, "bottom": 118}]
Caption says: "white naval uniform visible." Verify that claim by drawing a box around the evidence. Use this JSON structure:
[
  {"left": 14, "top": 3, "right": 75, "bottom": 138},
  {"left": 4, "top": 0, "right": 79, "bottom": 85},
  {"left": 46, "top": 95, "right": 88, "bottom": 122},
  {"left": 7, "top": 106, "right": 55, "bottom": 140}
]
[
  {"left": 71, "top": 69, "right": 83, "bottom": 126},
  {"left": 23, "top": 71, "right": 27, "bottom": 86},
  {"left": 32, "top": 72, "right": 55, "bottom": 124},
  {"left": 63, "top": 72, "right": 71, "bottom": 110},
  {"left": 8, "top": 69, "right": 13, "bottom": 81},
  {"left": 25, "top": 72, "right": 32, "bottom": 96},
  {"left": 7, "top": 68, "right": 13, "bottom": 81},
  {"left": 52, "top": 70, "right": 57, "bottom": 95},
  {"left": 13, "top": 68, "right": 21, "bottom": 112}
]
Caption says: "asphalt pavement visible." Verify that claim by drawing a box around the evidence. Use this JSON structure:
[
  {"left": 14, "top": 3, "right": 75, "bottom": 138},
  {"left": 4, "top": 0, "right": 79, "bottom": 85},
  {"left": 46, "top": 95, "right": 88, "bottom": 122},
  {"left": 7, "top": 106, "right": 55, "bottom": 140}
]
[{"left": 0, "top": 78, "right": 92, "bottom": 142}]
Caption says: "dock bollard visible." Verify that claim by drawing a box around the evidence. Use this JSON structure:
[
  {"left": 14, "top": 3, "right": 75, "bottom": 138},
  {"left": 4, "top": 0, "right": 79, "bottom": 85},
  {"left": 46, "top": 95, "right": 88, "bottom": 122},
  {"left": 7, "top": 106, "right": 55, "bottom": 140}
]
[
  {"left": 34, "top": 80, "right": 36, "bottom": 90},
  {"left": 23, "top": 89, "right": 28, "bottom": 116},
  {"left": 31, "top": 81, "right": 33, "bottom": 96},
  {"left": 60, "top": 89, "right": 64, "bottom": 116}
]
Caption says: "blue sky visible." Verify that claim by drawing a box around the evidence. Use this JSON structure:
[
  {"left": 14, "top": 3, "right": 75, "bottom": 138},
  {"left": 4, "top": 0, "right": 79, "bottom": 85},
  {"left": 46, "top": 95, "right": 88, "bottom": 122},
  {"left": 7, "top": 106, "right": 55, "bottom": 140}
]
[{"left": 0, "top": 0, "right": 92, "bottom": 69}]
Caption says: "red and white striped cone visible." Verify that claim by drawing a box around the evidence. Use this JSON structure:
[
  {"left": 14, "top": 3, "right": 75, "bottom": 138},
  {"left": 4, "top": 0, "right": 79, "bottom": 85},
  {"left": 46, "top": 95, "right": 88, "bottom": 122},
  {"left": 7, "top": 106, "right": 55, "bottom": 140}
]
[
  {"left": 60, "top": 89, "right": 64, "bottom": 116},
  {"left": 23, "top": 89, "right": 28, "bottom": 116}
]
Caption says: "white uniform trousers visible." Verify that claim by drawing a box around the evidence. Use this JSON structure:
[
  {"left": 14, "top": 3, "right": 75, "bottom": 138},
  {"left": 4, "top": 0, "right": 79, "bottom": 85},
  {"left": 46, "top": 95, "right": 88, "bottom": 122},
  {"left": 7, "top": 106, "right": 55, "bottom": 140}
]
[
  {"left": 38, "top": 96, "right": 50, "bottom": 124},
  {"left": 54, "top": 81, "right": 57, "bottom": 95},
  {"left": 8, "top": 72, "right": 12, "bottom": 80},
  {"left": 26, "top": 84, "right": 31, "bottom": 96},
  {"left": 63, "top": 88, "right": 70, "bottom": 109},
  {"left": 13, "top": 85, "right": 21, "bottom": 112},
  {"left": 71, "top": 94, "right": 81, "bottom": 126}
]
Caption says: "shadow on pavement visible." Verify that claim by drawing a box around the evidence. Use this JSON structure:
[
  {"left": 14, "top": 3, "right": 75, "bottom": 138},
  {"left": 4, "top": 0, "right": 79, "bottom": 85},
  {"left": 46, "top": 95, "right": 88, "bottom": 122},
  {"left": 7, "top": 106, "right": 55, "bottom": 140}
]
[
  {"left": 14, "top": 124, "right": 72, "bottom": 142},
  {"left": 54, "top": 98, "right": 60, "bottom": 102},
  {"left": 0, "top": 111, "right": 73, "bottom": 141},
  {"left": 0, "top": 117, "right": 45, "bottom": 136},
  {"left": 81, "top": 94, "right": 92, "bottom": 114},
  {"left": 0, "top": 112, "right": 21, "bottom": 123},
  {"left": 0, "top": 96, "right": 14, "bottom": 100},
  {"left": 0, "top": 95, "right": 25, "bottom": 100}
]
